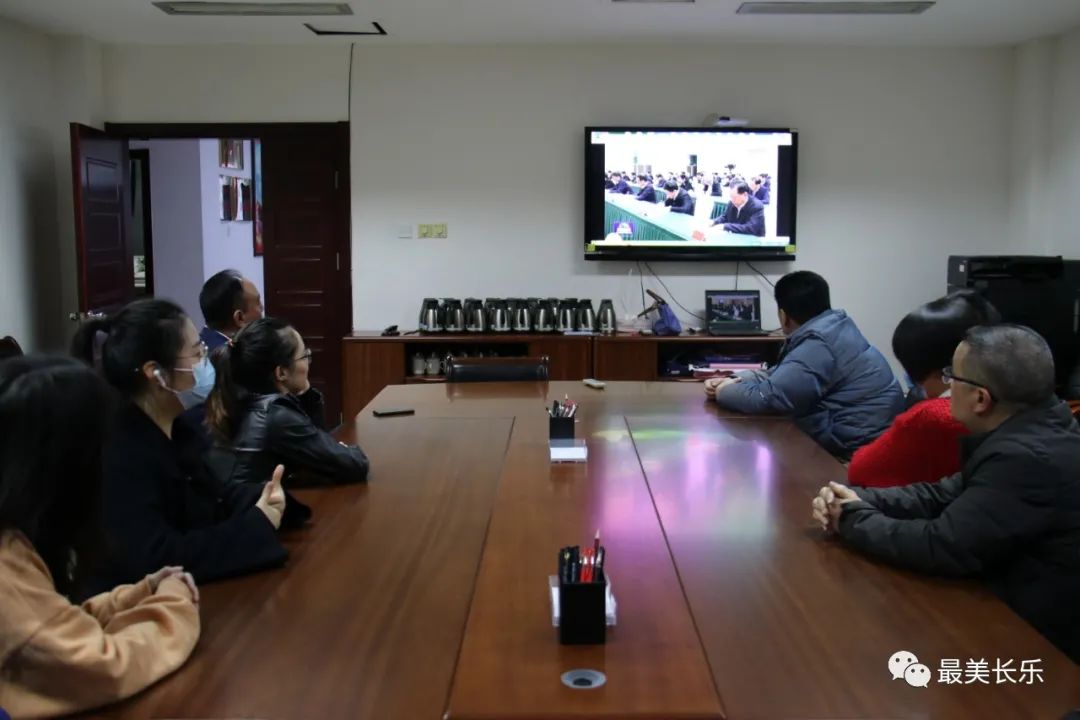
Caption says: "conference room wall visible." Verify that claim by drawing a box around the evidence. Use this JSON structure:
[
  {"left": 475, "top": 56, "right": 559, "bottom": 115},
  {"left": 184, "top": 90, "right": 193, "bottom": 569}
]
[
  {"left": 347, "top": 44, "right": 1013, "bottom": 362},
  {"left": 1010, "top": 25, "right": 1080, "bottom": 256},
  {"left": 0, "top": 17, "right": 56, "bottom": 352},
  {"left": 103, "top": 42, "right": 1014, "bottom": 367},
  {"left": 0, "top": 17, "right": 103, "bottom": 352}
]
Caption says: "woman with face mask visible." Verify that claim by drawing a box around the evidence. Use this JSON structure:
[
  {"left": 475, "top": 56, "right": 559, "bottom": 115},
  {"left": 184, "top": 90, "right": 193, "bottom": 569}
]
[
  {"left": 847, "top": 290, "right": 1001, "bottom": 488},
  {"left": 206, "top": 318, "right": 369, "bottom": 487},
  {"left": 71, "top": 299, "right": 295, "bottom": 591}
]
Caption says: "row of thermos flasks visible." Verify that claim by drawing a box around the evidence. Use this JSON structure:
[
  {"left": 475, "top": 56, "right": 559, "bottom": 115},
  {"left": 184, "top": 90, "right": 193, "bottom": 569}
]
[{"left": 418, "top": 298, "right": 618, "bottom": 334}]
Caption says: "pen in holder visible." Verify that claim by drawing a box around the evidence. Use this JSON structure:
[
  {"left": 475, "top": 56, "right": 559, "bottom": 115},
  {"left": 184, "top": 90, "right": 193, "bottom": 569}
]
[
  {"left": 556, "top": 544, "right": 608, "bottom": 645},
  {"left": 549, "top": 414, "right": 575, "bottom": 440},
  {"left": 549, "top": 398, "right": 586, "bottom": 463}
]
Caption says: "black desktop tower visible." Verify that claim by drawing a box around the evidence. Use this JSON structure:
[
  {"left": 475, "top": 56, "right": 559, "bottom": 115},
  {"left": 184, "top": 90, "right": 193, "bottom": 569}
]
[{"left": 947, "top": 256, "right": 1080, "bottom": 390}]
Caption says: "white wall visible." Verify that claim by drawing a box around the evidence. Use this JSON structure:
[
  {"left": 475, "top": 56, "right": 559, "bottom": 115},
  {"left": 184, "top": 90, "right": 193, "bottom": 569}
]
[
  {"left": 0, "top": 18, "right": 104, "bottom": 352},
  {"left": 0, "top": 16, "right": 57, "bottom": 351},
  {"left": 103, "top": 44, "right": 350, "bottom": 123},
  {"left": 145, "top": 140, "right": 204, "bottom": 320},
  {"left": 200, "top": 139, "right": 264, "bottom": 302},
  {"left": 1011, "top": 26, "right": 1080, "bottom": 256},
  {"left": 348, "top": 44, "right": 1013, "bottom": 357}
]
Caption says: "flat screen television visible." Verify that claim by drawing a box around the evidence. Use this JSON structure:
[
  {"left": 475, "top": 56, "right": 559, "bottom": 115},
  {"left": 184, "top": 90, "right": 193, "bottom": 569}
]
[{"left": 584, "top": 127, "right": 798, "bottom": 262}]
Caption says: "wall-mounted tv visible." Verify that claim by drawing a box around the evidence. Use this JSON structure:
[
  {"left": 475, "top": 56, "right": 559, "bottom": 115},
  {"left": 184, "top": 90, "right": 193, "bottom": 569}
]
[{"left": 584, "top": 127, "right": 798, "bottom": 262}]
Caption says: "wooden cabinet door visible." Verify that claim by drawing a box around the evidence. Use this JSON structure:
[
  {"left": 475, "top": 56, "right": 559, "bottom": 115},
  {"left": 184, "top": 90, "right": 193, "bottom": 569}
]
[
  {"left": 342, "top": 342, "right": 405, "bottom": 421},
  {"left": 528, "top": 338, "right": 592, "bottom": 380},
  {"left": 594, "top": 339, "right": 657, "bottom": 380}
]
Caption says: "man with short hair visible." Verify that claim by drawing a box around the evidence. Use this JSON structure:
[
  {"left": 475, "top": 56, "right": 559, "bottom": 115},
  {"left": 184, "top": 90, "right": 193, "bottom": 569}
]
[
  {"left": 634, "top": 174, "right": 656, "bottom": 203},
  {"left": 607, "top": 172, "right": 631, "bottom": 195},
  {"left": 707, "top": 271, "right": 903, "bottom": 456},
  {"left": 662, "top": 181, "right": 695, "bottom": 215},
  {"left": 710, "top": 182, "right": 766, "bottom": 237},
  {"left": 198, "top": 269, "right": 264, "bottom": 351},
  {"left": 813, "top": 324, "right": 1080, "bottom": 662},
  {"left": 750, "top": 175, "right": 771, "bottom": 205}
]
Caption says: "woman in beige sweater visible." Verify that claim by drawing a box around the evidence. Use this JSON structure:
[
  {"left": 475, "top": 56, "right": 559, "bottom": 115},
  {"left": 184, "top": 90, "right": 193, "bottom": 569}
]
[{"left": 0, "top": 356, "right": 201, "bottom": 719}]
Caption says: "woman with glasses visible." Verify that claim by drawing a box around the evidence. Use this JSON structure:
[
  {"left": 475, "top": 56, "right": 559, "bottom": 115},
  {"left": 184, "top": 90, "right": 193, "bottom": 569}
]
[
  {"left": 205, "top": 317, "right": 369, "bottom": 488},
  {"left": 71, "top": 299, "right": 292, "bottom": 590},
  {"left": 848, "top": 290, "right": 1000, "bottom": 488}
]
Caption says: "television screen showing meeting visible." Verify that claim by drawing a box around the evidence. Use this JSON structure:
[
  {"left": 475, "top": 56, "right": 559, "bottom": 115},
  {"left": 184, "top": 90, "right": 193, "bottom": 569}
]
[{"left": 584, "top": 127, "right": 798, "bottom": 261}]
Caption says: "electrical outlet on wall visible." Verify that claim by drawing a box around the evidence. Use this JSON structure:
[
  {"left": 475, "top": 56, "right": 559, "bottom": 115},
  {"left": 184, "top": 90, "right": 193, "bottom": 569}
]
[{"left": 432, "top": 223, "right": 448, "bottom": 239}]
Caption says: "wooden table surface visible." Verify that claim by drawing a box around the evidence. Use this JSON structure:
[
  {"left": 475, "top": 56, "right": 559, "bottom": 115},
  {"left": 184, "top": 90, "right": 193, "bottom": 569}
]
[{"left": 94, "top": 382, "right": 1079, "bottom": 719}]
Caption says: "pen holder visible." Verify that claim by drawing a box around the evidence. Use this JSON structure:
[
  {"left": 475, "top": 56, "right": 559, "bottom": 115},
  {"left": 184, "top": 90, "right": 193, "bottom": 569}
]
[
  {"left": 549, "top": 415, "right": 575, "bottom": 440},
  {"left": 558, "top": 573, "right": 607, "bottom": 645}
]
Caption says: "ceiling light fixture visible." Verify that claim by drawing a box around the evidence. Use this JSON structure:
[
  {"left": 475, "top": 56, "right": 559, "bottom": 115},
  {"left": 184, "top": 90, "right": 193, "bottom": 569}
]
[
  {"left": 737, "top": 1, "right": 935, "bottom": 15},
  {"left": 153, "top": 2, "right": 353, "bottom": 16}
]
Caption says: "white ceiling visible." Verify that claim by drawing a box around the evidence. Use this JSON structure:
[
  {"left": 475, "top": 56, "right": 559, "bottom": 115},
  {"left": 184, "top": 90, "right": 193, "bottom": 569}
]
[{"left": 0, "top": 0, "right": 1078, "bottom": 47}]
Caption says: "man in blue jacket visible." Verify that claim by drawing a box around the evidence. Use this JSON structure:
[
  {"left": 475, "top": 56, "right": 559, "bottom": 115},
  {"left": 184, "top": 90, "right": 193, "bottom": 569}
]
[{"left": 706, "top": 271, "right": 903, "bottom": 457}]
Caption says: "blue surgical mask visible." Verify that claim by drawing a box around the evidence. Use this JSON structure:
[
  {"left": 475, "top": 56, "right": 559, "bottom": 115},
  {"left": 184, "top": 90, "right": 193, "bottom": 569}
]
[{"left": 172, "top": 357, "right": 216, "bottom": 408}]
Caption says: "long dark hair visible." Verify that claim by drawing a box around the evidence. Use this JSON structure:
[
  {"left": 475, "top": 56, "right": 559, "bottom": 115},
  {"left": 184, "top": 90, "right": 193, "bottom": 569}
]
[
  {"left": 207, "top": 317, "right": 299, "bottom": 442},
  {"left": 71, "top": 298, "right": 189, "bottom": 396},
  {"left": 0, "top": 356, "right": 113, "bottom": 596}
]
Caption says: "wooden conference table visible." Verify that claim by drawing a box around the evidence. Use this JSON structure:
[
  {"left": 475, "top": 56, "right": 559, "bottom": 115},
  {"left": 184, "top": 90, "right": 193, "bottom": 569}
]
[{"left": 96, "top": 382, "right": 1078, "bottom": 719}]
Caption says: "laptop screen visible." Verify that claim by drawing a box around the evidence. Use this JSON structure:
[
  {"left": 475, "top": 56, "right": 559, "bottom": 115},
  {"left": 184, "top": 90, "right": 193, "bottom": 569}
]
[{"left": 706, "top": 290, "right": 762, "bottom": 329}]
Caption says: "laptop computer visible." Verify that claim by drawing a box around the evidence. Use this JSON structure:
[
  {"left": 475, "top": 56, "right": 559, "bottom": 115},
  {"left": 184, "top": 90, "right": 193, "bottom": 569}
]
[{"left": 706, "top": 290, "right": 768, "bottom": 336}]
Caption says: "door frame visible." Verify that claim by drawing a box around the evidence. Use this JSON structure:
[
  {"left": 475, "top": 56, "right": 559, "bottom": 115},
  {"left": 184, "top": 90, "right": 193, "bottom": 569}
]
[
  {"left": 129, "top": 148, "right": 155, "bottom": 297},
  {"left": 104, "top": 125, "right": 351, "bottom": 324},
  {"left": 106, "top": 122, "right": 354, "bottom": 420}
]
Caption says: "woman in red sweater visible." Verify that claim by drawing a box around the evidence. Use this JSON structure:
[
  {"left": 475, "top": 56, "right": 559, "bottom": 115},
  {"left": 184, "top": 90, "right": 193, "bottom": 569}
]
[{"left": 848, "top": 290, "right": 1000, "bottom": 488}]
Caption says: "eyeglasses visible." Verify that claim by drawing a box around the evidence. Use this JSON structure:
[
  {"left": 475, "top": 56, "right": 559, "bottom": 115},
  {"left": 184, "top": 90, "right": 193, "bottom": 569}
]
[
  {"left": 942, "top": 366, "right": 994, "bottom": 400},
  {"left": 177, "top": 341, "right": 209, "bottom": 362},
  {"left": 294, "top": 349, "right": 313, "bottom": 366}
]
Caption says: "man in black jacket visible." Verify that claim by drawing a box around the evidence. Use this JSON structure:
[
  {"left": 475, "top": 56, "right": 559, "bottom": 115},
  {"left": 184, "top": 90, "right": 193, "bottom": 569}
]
[
  {"left": 634, "top": 174, "right": 656, "bottom": 203},
  {"left": 662, "top": 181, "right": 695, "bottom": 215},
  {"left": 812, "top": 325, "right": 1080, "bottom": 663},
  {"left": 607, "top": 172, "right": 632, "bottom": 195},
  {"left": 710, "top": 182, "right": 766, "bottom": 237}
]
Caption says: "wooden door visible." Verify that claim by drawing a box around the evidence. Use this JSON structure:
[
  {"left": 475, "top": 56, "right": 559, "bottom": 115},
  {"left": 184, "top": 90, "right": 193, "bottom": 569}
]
[
  {"left": 261, "top": 125, "right": 351, "bottom": 424},
  {"left": 70, "top": 123, "right": 133, "bottom": 318}
]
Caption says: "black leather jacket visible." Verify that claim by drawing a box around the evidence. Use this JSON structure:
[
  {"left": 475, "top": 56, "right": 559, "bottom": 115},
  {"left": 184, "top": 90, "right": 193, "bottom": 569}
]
[{"left": 207, "top": 388, "right": 369, "bottom": 487}]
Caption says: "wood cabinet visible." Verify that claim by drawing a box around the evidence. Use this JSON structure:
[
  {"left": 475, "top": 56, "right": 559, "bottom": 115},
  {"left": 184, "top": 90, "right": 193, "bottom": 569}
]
[
  {"left": 342, "top": 341, "right": 405, "bottom": 420},
  {"left": 342, "top": 333, "right": 593, "bottom": 420},
  {"left": 593, "top": 338, "right": 657, "bottom": 380},
  {"left": 528, "top": 337, "right": 593, "bottom": 381},
  {"left": 342, "top": 332, "right": 784, "bottom": 420},
  {"left": 593, "top": 334, "right": 785, "bottom": 381}
]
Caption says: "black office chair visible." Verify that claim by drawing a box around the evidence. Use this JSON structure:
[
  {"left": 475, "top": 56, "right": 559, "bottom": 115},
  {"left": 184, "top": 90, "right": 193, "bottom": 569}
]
[
  {"left": 0, "top": 336, "right": 23, "bottom": 361},
  {"left": 445, "top": 355, "right": 550, "bottom": 383}
]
